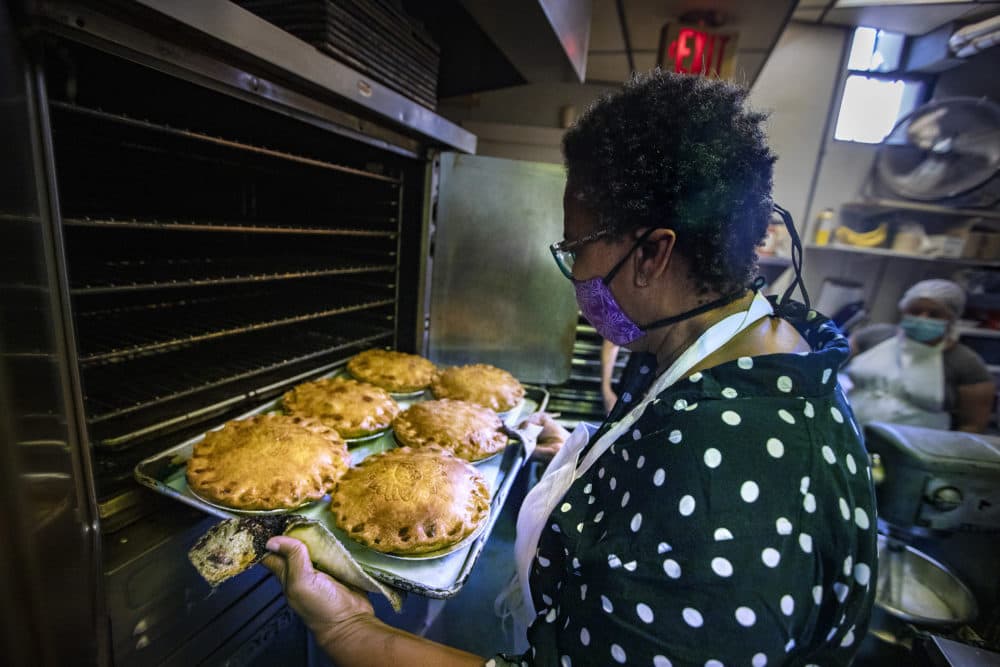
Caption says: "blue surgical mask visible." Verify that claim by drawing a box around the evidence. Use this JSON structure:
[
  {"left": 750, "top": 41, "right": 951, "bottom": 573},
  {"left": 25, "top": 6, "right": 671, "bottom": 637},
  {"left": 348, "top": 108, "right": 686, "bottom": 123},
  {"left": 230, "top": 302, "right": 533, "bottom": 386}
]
[{"left": 900, "top": 315, "right": 948, "bottom": 343}]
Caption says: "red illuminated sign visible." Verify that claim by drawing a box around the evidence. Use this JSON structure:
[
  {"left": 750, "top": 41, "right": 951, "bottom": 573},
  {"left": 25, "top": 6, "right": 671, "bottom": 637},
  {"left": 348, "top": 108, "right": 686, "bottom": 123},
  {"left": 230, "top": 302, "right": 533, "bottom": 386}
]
[{"left": 658, "top": 25, "right": 739, "bottom": 78}]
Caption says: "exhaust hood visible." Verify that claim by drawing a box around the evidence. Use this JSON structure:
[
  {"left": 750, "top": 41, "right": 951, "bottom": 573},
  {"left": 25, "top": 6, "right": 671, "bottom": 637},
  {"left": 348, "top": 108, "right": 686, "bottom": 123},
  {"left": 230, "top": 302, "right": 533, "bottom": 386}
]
[{"left": 458, "top": 0, "right": 592, "bottom": 83}]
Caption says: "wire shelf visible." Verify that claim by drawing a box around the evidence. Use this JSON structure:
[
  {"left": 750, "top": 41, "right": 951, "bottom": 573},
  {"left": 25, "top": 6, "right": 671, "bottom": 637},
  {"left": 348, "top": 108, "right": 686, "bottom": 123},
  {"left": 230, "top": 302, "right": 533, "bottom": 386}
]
[
  {"left": 84, "top": 321, "right": 393, "bottom": 433},
  {"left": 50, "top": 101, "right": 401, "bottom": 184},
  {"left": 63, "top": 217, "right": 398, "bottom": 238},
  {"left": 77, "top": 290, "right": 395, "bottom": 363},
  {"left": 69, "top": 257, "right": 396, "bottom": 294}
]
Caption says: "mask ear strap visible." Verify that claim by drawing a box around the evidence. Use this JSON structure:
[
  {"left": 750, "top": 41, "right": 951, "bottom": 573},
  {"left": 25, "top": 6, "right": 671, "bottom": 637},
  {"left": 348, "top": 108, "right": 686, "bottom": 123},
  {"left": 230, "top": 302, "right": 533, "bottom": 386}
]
[
  {"left": 774, "top": 204, "right": 810, "bottom": 309},
  {"left": 602, "top": 227, "right": 658, "bottom": 286}
]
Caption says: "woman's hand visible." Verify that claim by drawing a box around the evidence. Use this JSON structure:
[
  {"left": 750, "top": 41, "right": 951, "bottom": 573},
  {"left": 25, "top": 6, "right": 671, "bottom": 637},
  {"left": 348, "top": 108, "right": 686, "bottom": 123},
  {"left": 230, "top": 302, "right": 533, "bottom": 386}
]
[
  {"left": 519, "top": 411, "right": 570, "bottom": 460},
  {"left": 262, "top": 536, "right": 374, "bottom": 640},
  {"left": 263, "top": 537, "right": 484, "bottom": 667}
]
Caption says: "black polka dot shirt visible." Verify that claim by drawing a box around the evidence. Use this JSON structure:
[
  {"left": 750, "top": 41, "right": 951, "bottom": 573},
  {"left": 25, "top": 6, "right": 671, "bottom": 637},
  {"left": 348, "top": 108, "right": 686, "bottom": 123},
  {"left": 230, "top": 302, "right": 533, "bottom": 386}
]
[{"left": 491, "top": 300, "right": 877, "bottom": 667}]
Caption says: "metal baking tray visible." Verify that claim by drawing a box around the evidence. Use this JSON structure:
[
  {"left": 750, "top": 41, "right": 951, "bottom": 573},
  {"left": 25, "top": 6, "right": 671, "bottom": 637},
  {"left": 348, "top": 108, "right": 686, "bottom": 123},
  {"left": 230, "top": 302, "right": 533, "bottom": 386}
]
[{"left": 135, "top": 379, "right": 548, "bottom": 598}]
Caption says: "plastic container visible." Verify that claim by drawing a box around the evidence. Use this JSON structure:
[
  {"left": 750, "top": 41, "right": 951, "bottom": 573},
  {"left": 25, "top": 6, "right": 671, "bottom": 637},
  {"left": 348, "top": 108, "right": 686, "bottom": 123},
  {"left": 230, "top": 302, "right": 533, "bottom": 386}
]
[{"left": 814, "top": 208, "right": 837, "bottom": 246}]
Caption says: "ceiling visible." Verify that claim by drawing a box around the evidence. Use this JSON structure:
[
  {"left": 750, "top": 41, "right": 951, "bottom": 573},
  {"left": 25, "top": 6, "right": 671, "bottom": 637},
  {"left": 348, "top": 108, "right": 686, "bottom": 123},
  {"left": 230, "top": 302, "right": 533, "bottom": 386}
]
[
  {"left": 584, "top": 0, "right": 1000, "bottom": 87},
  {"left": 792, "top": 0, "right": 1000, "bottom": 35},
  {"left": 585, "top": 0, "right": 799, "bottom": 85},
  {"left": 421, "top": 0, "right": 1000, "bottom": 99}
]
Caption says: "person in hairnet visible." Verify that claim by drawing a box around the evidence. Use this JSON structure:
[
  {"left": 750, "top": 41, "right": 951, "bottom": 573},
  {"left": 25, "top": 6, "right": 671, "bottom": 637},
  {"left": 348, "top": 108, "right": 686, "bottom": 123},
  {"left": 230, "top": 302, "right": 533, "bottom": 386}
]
[{"left": 846, "top": 278, "right": 995, "bottom": 432}]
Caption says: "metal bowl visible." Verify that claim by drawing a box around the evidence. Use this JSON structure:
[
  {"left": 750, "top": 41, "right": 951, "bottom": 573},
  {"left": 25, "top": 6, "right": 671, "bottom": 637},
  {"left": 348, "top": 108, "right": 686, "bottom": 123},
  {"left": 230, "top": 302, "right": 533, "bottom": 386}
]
[{"left": 876, "top": 533, "right": 978, "bottom": 628}]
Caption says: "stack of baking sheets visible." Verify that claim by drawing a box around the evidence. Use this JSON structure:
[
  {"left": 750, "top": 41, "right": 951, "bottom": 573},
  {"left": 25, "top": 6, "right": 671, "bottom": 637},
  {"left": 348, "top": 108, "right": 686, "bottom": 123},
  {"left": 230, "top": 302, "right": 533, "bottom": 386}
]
[{"left": 237, "top": 0, "right": 440, "bottom": 110}]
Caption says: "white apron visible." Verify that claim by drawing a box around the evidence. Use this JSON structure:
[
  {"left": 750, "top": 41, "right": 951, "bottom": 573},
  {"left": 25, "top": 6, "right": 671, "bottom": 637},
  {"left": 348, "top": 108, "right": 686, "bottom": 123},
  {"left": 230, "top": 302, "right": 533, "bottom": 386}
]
[
  {"left": 846, "top": 332, "right": 950, "bottom": 429},
  {"left": 497, "top": 291, "right": 775, "bottom": 634}
]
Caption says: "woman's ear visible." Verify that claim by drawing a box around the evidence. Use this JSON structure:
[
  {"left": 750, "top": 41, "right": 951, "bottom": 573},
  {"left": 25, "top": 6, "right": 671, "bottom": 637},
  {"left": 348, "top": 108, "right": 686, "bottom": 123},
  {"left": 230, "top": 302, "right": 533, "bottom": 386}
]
[{"left": 633, "top": 228, "right": 676, "bottom": 286}]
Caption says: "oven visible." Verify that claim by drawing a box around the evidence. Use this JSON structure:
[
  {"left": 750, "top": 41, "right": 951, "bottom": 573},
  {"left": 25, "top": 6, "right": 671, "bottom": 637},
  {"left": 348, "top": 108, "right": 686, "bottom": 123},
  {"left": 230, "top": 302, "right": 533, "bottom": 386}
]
[{"left": 0, "top": 2, "right": 577, "bottom": 665}]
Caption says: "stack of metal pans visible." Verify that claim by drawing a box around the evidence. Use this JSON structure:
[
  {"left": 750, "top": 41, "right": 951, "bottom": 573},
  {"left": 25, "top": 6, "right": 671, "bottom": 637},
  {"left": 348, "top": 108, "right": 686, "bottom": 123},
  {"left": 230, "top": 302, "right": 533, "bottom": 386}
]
[{"left": 237, "top": 0, "right": 440, "bottom": 110}]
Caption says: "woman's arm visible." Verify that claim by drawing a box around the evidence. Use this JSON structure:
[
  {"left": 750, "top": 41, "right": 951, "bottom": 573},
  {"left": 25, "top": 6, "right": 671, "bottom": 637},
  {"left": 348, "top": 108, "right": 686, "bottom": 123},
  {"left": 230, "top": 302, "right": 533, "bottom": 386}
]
[
  {"left": 955, "top": 380, "right": 996, "bottom": 433},
  {"left": 315, "top": 615, "right": 486, "bottom": 667},
  {"left": 264, "top": 537, "right": 484, "bottom": 667},
  {"left": 600, "top": 340, "right": 620, "bottom": 414}
]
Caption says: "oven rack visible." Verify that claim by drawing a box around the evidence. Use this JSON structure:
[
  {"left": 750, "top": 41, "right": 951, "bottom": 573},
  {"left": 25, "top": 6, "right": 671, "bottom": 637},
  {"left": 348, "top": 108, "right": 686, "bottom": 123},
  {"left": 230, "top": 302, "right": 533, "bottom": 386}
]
[
  {"left": 546, "top": 386, "right": 605, "bottom": 417},
  {"left": 77, "top": 291, "right": 396, "bottom": 364},
  {"left": 0, "top": 212, "right": 42, "bottom": 224},
  {"left": 50, "top": 101, "right": 401, "bottom": 184},
  {"left": 84, "top": 322, "right": 393, "bottom": 441},
  {"left": 63, "top": 217, "right": 399, "bottom": 238},
  {"left": 75, "top": 280, "right": 393, "bottom": 316},
  {"left": 69, "top": 257, "right": 395, "bottom": 294}
]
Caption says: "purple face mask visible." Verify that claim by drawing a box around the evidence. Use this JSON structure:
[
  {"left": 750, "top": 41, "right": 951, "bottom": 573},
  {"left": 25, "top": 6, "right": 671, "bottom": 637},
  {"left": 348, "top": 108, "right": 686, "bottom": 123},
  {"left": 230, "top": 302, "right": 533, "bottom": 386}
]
[
  {"left": 572, "top": 227, "right": 751, "bottom": 346},
  {"left": 572, "top": 228, "right": 655, "bottom": 346},
  {"left": 574, "top": 277, "right": 644, "bottom": 346}
]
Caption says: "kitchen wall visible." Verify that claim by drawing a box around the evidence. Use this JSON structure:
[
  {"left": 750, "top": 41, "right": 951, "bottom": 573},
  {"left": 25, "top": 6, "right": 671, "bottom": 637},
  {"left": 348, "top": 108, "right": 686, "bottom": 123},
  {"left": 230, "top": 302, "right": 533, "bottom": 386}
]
[
  {"left": 437, "top": 82, "right": 616, "bottom": 164},
  {"left": 439, "top": 82, "right": 617, "bottom": 129},
  {"left": 749, "top": 21, "right": 849, "bottom": 228}
]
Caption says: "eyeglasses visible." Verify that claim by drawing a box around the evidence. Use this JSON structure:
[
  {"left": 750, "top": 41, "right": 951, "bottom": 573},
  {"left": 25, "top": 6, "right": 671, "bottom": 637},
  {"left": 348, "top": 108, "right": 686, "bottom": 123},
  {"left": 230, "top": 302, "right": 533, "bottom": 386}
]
[{"left": 549, "top": 228, "right": 612, "bottom": 279}]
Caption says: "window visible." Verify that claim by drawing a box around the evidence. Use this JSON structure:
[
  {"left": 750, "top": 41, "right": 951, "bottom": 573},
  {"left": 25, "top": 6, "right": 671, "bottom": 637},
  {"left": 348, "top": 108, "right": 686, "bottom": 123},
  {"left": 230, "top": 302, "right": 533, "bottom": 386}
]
[
  {"left": 833, "top": 27, "right": 926, "bottom": 144},
  {"left": 845, "top": 26, "right": 904, "bottom": 72}
]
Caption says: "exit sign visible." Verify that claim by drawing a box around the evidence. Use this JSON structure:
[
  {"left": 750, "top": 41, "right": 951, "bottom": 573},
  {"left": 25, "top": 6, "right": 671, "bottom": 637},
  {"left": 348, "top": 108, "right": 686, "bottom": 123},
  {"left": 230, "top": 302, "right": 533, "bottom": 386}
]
[{"left": 657, "top": 24, "right": 739, "bottom": 78}]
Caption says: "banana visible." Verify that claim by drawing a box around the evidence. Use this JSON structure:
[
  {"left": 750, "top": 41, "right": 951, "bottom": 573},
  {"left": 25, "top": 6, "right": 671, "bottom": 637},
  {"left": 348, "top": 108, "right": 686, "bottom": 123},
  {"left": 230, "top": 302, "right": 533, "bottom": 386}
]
[{"left": 834, "top": 222, "right": 888, "bottom": 247}]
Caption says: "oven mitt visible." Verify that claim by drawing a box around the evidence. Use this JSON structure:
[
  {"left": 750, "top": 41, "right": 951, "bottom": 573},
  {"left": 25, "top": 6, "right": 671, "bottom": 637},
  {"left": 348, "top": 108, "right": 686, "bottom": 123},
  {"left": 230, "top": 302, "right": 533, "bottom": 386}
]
[
  {"left": 188, "top": 515, "right": 405, "bottom": 612},
  {"left": 501, "top": 421, "right": 543, "bottom": 460}
]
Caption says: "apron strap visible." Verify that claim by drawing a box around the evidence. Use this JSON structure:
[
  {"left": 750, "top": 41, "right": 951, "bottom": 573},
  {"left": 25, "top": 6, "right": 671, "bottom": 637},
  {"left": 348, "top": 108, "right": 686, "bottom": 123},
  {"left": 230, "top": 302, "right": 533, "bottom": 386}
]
[{"left": 574, "top": 291, "right": 775, "bottom": 482}]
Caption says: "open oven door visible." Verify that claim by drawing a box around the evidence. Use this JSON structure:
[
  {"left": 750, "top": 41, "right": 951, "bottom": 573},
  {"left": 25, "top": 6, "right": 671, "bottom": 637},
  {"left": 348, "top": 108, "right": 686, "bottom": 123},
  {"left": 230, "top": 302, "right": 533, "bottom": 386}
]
[
  {"left": 425, "top": 152, "right": 577, "bottom": 384},
  {"left": 0, "top": 6, "right": 104, "bottom": 666}
]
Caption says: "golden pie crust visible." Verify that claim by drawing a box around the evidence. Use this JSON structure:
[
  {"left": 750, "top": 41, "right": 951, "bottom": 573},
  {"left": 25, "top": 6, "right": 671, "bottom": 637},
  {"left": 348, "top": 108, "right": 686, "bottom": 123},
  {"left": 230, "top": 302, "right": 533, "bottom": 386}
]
[
  {"left": 329, "top": 446, "right": 491, "bottom": 555},
  {"left": 430, "top": 364, "right": 525, "bottom": 412},
  {"left": 283, "top": 376, "right": 400, "bottom": 439},
  {"left": 393, "top": 399, "right": 507, "bottom": 462},
  {"left": 186, "top": 414, "right": 349, "bottom": 511},
  {"left": 347, "top": 349, "right": 437, "bottom": 393}
]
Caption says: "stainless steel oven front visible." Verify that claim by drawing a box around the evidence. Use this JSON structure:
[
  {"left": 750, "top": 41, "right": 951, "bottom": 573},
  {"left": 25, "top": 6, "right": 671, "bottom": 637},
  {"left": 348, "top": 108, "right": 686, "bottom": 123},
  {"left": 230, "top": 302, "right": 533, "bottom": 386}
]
[{"left": 1, "top": 2, "right": 576, "bottom": 665}]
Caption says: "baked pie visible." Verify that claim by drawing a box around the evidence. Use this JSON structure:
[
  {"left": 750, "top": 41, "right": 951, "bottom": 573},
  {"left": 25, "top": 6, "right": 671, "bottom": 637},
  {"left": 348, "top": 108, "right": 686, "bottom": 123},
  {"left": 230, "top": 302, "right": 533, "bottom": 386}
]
[
  {"left": 347, "top": 349, "right": 437, "bottom": 393},
  {"left": 283, "top": 376, "right": 399, "bottom": 439},
  {"left": 186, "top": 414, "right": 349, "bottom": 511},
  {"left": 393, "top": 399, "right": 507, "bottom": 462},
  {"left": 329, "top": 446, "right": 491, "bottom": 555},
  {"left": 430, "top": 364, "right": 525, "bottom": 413}
]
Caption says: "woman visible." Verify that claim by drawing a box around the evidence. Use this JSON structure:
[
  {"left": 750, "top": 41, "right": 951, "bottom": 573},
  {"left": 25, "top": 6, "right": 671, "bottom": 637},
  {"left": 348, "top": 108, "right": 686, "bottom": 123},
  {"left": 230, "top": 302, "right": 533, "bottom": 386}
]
[
  {"left": 846, "top": 278, "right": 995, "bottom": 432},
  {"left": 264, "top": 71, "right": 878, "bottom": 666}
]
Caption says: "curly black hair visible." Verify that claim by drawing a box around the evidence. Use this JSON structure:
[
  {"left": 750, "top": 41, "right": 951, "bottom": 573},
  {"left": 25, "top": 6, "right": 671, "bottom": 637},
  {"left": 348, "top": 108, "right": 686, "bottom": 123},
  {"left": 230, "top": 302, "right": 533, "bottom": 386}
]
[{"left": 562, "top": 70, "right": 776, "bottom": 295}]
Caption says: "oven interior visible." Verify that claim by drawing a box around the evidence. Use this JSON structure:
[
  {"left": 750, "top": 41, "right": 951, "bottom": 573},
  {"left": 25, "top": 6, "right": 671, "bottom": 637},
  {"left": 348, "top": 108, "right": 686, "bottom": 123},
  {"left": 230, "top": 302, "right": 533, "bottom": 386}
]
[{"left": 40, "top": 40, "right": 428, "bottom": 515}]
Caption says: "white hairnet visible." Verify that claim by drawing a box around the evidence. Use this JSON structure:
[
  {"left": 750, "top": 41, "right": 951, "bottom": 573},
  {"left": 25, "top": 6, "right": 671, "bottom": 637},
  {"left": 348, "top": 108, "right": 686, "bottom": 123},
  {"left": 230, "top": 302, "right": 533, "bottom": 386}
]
[{"left": 898, "top": 279, "right": 966, "bottom": 319}]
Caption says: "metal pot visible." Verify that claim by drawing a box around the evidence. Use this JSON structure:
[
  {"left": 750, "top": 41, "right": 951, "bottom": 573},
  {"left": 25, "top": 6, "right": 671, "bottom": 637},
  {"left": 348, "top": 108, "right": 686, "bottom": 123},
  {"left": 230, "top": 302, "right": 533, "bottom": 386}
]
[{"left": 876, "top": 534, "right": 979, "bottom": 629}]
